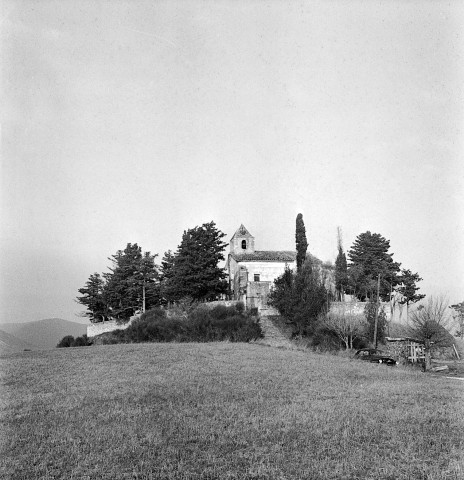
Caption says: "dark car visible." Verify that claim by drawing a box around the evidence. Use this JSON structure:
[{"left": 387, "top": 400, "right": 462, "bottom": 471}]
[{"left": 354, "top": 348, "right": 397, "bottom": 366}]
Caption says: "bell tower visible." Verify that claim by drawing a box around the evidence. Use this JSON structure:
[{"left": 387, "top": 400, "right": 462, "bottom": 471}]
[{"left": 230, "top": 224, "right": 255, "bottom": 255}]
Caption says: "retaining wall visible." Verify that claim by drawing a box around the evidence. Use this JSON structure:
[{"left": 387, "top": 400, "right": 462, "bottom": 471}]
[{"left": 87, "top": 316, "right": 138, "bottom": 338}]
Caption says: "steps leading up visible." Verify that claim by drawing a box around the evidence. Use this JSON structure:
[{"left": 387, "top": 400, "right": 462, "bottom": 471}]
[{"left": 257, "top": 315, "right": 295, "bottom": 349}]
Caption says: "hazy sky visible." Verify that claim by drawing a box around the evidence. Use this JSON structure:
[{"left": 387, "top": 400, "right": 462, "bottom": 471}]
[{"left": 2, "top": 1, "right": 463, "bottom": 324}]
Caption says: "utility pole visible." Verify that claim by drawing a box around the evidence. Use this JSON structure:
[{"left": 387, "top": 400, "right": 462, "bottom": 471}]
[
  {"left": 373, "top": 274, "right": 380, "bottom": 349},
  {"left": 142, "top": 279, "right": 146, "bottom": 313}
]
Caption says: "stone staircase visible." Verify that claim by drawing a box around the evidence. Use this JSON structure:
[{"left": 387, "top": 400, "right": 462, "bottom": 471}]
[{"left": 257, "top": 315, "right": 296, "bottom": 349}]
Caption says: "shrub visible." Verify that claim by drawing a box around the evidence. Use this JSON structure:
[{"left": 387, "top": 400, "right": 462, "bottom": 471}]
[
  {"left": 126, "top": 315, "right": 187, "bottom": 342},
  {"left": 104, "top": 304, "right": 263, "bottom": 344},
  {"left": 56, "top": 334, "right": 92, "bottom": 348},
  {"left": 57, "top": 335, "right": 75, "bottom": 348},
  {"left": 94, "top": 330, "right": 127, "bottom": 345},
  {"left": 73, "top": 334, "right": 91, "bottom": 347},
  {"left": 311, "top": 326, "right": 341, "bottom": 352},
  {"left": 234, "top": 301, "right": 245, "bottom": 314}
]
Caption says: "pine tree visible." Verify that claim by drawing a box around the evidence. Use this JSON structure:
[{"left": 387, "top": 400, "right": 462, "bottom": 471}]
[
  {"left": 163, "top": 221, "right": 228, "bottom": 302},
  {"left": 295, "top": 213, "right": 308, "bottom": 273},
  {"left": 396, "top": 269, "right": 425, "bottom": 319},
  {"left": 76, "top": 273, "right": 108, "bottom": 323},
  {"left": 137, "top": 252, "right": 160, "bottom": 312},
  {"left": 104, "top": 243, "right": 159, "bottom": 321},
  {"left": 347, "top": 231, "right": 401, "bottom": 301},
  {"left": 159, "top": 250, "right": 176, "bottom": 304}
]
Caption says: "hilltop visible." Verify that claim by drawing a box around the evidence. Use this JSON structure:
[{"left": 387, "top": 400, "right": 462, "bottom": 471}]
[
  {"left": 0, "top": 318, "right": 87, "bottom": 350},
  {"left": 1, "top": 343, "right": 463, "bottom": 479}
]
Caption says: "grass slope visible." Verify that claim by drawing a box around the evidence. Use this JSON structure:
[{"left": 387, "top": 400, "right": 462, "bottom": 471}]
[
  {"left": 1, "top": 343, "right": 463, "bottom": 479},
  {"left": 0, "top": 329, "right": 38, "bottom": 354},
  {"left": 0, "top": 318, "right": 87, "bottom": 350}
]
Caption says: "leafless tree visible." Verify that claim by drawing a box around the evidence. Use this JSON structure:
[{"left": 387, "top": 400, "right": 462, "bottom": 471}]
[
  {"left": 409, "top": 296, "right": 453, "bottom": 371},
  {"left": 322, "top": 306, "right": 366, "bottom": 350}
]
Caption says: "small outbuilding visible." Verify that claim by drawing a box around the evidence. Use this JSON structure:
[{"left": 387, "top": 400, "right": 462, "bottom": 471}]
[{"left": 385, "top": 337, "right": 425, "bottom": 363}]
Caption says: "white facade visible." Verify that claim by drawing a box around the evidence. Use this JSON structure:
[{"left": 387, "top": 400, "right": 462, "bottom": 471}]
[
  {"left": 229, "top": 258, "right": 296, "bottom": 284},
  {"left": 226, "top": 225, "right": 296, "bottom": 310}
]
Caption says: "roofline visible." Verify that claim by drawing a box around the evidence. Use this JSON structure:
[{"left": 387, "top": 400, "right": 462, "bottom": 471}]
[
  {"left": 232, "top": 259, "right": 296, "bottom": 263},
  {"left": 386, "top": 337, "right": 422, "bottom": 343}
]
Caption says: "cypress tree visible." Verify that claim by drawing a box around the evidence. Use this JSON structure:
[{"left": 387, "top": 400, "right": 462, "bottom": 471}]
[
  {"left": 334, "top": 227, "right": 348, "bottom": 301},
  {"left": 295, "top": 213, "right": 308, "bottom": 273}
]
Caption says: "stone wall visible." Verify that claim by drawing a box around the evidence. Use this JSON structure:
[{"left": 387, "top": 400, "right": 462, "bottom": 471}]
[
  {"left": 87, "top": 316, "right": 138, "bottom": 338},
  {"left": 330, "top": 300, "right": 417, "bottom": 325},
  {"left": 202, "top": 300, "right": 244, "bottom": 310},
  {"left": 330, "top": 301, "right": 395, "bottom": 321}
]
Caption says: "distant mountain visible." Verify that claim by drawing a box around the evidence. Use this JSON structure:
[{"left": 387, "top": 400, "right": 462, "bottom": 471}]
[
  {"left": 0, "top": 318, "right": 87, "bottom": 350},
  {"left": 0, "top": 329, "right": 39, "bottom": 355}
]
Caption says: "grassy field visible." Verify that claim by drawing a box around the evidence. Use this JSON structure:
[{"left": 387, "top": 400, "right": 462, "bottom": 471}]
[{"left": 1, "top": 343, "right": 463, "bottom": 480}]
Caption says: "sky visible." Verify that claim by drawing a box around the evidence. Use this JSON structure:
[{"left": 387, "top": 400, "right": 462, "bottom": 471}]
[{"left": 1, "top": 0, "right": 464, "bottom": 324}]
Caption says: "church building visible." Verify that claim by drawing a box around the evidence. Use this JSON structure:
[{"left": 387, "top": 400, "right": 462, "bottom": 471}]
[{"left": 226, "top": 225, "right": 297, "bottom": 311}]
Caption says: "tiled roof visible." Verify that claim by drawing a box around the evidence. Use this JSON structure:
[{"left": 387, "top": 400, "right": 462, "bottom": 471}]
[
  {"left": 231, "top": 224, "right": 253, "bottom": 240},
  {"left": 230, "top": 250, "right": 297, "bottom": 262}
]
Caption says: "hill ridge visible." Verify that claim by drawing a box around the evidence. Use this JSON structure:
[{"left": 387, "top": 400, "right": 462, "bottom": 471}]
[{"left": 0, "top": 318, "right": 87, "bottom": 350}]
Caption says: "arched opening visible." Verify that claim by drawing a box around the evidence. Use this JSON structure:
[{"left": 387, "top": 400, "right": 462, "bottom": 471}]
[{"left": 241, "top": 240, "right": 247, "bottom": 249}]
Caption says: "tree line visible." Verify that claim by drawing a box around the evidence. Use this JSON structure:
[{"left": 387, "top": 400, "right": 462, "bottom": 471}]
[
  {"left": 270, "top": 214, "right": 462, "bottom": 370},
  {"left": 270, "top": 213, "right": 426, "bottom": 339},
  {"left": 77, "top": 221, "right": 228, "bottom": 323}
]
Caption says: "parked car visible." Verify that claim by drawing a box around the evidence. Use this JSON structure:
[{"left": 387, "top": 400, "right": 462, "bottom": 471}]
[{"left": 354, "top": 348, "right": 397, "bottom": 366}]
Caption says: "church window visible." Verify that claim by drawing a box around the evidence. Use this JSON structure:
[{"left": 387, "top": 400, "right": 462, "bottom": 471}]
[
  {"left": 254, "top": 274, "right": 260, "bottom": 281},
  {"left": 241, "top": 240, "right": 247, "bottom": 249}
]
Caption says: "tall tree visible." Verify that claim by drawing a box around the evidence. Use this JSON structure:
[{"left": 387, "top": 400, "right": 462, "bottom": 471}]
[
  {"left": 269, "top": 258, "right": 328, "bottom": 336},
  {"left": 364, "top": 299, "right": 387, "bottom": 346},
  {"left": 76, "top": 273, "right": 108, "bottom": 323},
  {"left": 104, "top": 243, "right": 159, "bottom": 321},
  {"left": 268, "top": 266, "right": 295, "bottom": 320},
  {"left": 347, "top": 231, "right": 401, "bottom": 301},
  {"left": 292, "top": 259, "right": 329, "bottom": 335},
  {"left": 295, "top": 213, "right": 308, "bottom": 273},
  {"left": 137, "top": 252, "right": 160, "bottom": 312},
  {"left": 159, "top": 250, "right": 176, "bottom": 305},
  {"left": 396, "top": 269, "right": 426, "bottom": 320},
  {"left": 163, "top": 221, "right": 228, "bottom": 302},
  {"left": 334, "top": 227, "right": 348, "bottom": 301}
]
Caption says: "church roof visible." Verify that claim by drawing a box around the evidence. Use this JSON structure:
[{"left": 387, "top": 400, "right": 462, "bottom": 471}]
[
  {"left": 231, "top": 224, "right": 253, "bottom": 240},
  {"left": 230, "top": 250, "right": 296, "bottom": 262}
]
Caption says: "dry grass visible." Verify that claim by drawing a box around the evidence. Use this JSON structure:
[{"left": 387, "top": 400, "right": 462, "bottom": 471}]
[{"left": 1, "top": 343, "right": 463, "bottom": 479}]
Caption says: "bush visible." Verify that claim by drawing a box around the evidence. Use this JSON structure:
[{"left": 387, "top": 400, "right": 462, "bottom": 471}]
[
  {"left": 73, "top": 334, "right": 91, "bottom": 347},
  {"left": 311, "top": 326, "right": 342, "bottom": 352},
  {"left": 56, "top": 334, "right": 92, "bottom": 348},
  {"left": 106, "top": 304, "right": 263, "bottom": 344},
  {"left": 126, "top": 315, "right": 187, "bottom": 342},
  {"left": 93, "top": 330, "right": 127, "bottom": 345},
  {"left": 57, "top": 335, "right": 75, "bottom": 348}
]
